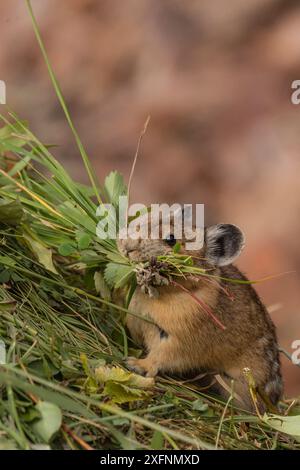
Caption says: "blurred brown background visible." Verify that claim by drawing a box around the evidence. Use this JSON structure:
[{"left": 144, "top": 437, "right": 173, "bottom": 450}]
[{"left": 1, "top": 0, "right": 300, "bottom": 395}]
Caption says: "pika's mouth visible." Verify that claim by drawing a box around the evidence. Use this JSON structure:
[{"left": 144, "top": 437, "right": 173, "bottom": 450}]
[
  {"left": 125, "top": 249, "right": 147, "bottom": 262},
  {"left": 125, "top": 248, "right": 138, "bottom": 257},
  {"left": 117, "top": 244, "right": 144, "bottom": 262}
]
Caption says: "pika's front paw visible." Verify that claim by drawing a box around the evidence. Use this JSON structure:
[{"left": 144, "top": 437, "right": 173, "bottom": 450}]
[
  {"left": 126, "top": 357, "right": 158, "bottom": 377},
  {"left": 126, "top": 357, "right": 146, "bottom": 376}
]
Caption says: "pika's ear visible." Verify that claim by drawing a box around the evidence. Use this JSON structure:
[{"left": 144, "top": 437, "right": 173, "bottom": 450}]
[{"left": 205, "top": 224, "right": 245, "bottom": 266}]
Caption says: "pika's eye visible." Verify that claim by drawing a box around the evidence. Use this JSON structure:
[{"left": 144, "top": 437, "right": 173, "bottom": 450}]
[{"left": 165, "top": 234, "right": 176, "bottom": 247}]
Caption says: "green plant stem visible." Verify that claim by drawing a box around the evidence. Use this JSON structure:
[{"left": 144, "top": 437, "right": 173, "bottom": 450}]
[
  {"left": 7, "top": 385, "right": 30, "bottom": 449},
  {"left": 25, "top": 0, "right": 102, "bottom": 205}
]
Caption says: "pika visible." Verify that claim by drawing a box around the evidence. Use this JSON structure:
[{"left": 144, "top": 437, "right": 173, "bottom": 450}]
[{"left": 117, "top": 214, "right": 283, "bottom": 411}]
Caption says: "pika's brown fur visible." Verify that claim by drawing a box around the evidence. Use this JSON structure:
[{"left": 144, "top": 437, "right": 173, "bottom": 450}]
[{"left": 117, "top": 218, "right": 283, "bottom": 411}]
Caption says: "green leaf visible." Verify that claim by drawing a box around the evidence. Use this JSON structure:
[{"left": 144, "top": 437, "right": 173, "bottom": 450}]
[
  {"left": 173, "top": 242, "right": 181, "bottom": 254},
  {"left": 150, "top": 430, "right": 164, "bottom": 450},
  {"left": 103, "top": 382, "right": 149, "bottom": 404},
  {"left": 75, "top": 230, "right": 92, "bottom": 250},
  {"left": 95, "top": 365, "right": 154, "bottom": 389},
  {"left": 95, "top": 365, "right": 132, "bottom": 384},
  {"left": 32, "top": 401, "right": 62, "bottom": 443},
  {"left": 104, "top": 262, "right": 134, "bottom": 289},
  {"left": 80, "top": 249, "right": 102, "bottom": 264},
  {"left": 58, "top": 242, "right": 76, "bottom": 256},
  {"left": 0, "top": 199, "right": 23, "bottom": 226},
  {"left": 21, "top": 407, "right": 41, "bottom": 423},
  {"left": 24, "top": 234, "right": 58, "bottom": 274},
  {"left": 104, "top": 171, "right": 127, "bottom": 206},
  {"left": 94, "top": 271, "right": 111, "bottom": 300},
  {"left": 262, "top": 413, "right": 300, "bottom": 440},
  {"left": 28, "top": 359, "right": 60, "bottom": 379},
  {"left": 95, "top": 365, "right": 153, "bottom": 403},
  {"left": 192, "top": 399, "right": 209, "bottom": 412},
  {"left": 106, "top": 251, "right": 127, "bottom": 263},
  {"left": 125, "top": 280, "right": 137, "bottom": 309}
]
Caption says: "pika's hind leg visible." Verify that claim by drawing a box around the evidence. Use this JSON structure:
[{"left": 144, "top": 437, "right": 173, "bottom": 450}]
[
  {"left": 213, "top": 374, "right": 255, "bottom": 412},
  {"left": 215, "top": 370, "right": 280, "bottom": 413}
]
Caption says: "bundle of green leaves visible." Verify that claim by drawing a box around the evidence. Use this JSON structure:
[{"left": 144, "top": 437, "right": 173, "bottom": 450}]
[{"left": 0, "top": 116, "right": 213, "bottom": 306}]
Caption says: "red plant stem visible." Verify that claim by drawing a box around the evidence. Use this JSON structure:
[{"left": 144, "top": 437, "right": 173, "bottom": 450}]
[
  {"left": 203, "top": 277, "right": 235, "bottom": 301},
  {"left": 62, "top": 423, "right": 94, "bottom": 451},
  {"left": 170, "top": 280, "right": 226, "bottom": 331}
]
